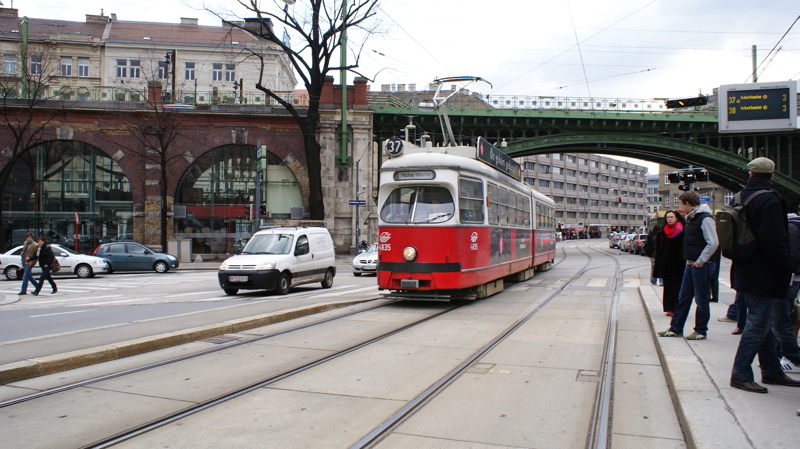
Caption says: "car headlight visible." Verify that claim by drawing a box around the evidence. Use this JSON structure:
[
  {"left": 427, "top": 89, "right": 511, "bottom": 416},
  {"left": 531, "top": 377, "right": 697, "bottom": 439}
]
[
  {"left": 167, "top": 255, "right": 177, "bottom": 261},
  {"left": 403, "top": 246, "right": 417, "bottom": 262},
  {"left": 258, "top": 261, "right": 276, "bottom": 270},
  {"left": 219, "top": 263, "right": 227, "bottom": 270}
]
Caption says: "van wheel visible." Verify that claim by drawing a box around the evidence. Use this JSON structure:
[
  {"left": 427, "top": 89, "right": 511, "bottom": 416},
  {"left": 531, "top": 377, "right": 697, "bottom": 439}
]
[
  {"left": 321, "top": 269, "right": 334, "bottom": 289},
  {"left": 224, "top": 288, "right": 239, "bottom": 295},
  {"left": 276, "top": 272, "right": 291, "bottom": 295}
]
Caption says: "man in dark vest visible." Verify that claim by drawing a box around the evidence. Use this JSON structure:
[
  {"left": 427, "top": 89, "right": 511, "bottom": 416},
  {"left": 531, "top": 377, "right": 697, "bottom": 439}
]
[
  {"left": 657, "top": 190, "right": 719, "bottom": 340},
  {"left": 729, "top": 157, "right": 800, "bottom": 393}
]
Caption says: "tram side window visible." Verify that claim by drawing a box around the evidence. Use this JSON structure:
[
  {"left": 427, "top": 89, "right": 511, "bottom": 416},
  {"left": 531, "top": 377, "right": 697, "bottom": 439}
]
[
  {"left": 458, "top": 178, "right": 484, "bottom": 223},
  {"left": 487, "top": 183, "right": 498, "bottom": 225},
  {"left": 519, "top": 193, "right": 530, "bottom": 227},
  {"left": 498, "top": 187, "right": 509, "bottom": 226},
  {"left": 380, "top": 187, "right": 416, "bottom": 223}
]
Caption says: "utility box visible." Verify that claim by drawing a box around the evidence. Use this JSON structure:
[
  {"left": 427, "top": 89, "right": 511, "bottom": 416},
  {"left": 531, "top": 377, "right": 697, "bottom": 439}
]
[{"left": 168, "top": 238, "right": 193, "bottom": 263}]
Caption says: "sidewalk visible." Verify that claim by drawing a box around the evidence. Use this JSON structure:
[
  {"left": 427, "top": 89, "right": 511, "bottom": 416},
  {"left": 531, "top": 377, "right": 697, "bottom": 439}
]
[{"left": 637, "top": 274, "right": 800, "bottom": 449}]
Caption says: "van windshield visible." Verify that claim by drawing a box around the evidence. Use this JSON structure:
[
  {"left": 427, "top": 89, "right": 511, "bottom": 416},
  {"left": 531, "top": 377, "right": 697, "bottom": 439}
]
[{"left": 242, "top": 234, "right": 294, "bottom": 254}]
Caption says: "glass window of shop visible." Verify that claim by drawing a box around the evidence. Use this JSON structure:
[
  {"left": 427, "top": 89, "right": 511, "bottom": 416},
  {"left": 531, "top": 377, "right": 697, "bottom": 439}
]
[
  {"left": 1, "top": 141, "right": 133, "bottom": 253},
  {"left": 175, "top": 144, "right": 302, "bottom": 256}
]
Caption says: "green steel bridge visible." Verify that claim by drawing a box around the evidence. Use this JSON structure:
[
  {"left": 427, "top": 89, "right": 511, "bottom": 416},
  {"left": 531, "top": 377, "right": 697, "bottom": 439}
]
[{"left": 370, "top": 92, "right": 800, "bottom": 209}]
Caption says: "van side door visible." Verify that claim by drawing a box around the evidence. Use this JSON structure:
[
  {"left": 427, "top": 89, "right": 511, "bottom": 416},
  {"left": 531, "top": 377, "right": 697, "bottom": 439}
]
[{"left": 292, "top": 235, "right": 314, "bottom": 285}]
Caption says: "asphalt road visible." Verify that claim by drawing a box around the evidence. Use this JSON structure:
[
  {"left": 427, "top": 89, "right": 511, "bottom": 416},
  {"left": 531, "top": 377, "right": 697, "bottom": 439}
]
[{"left": 0, "top": 268, "right": 378, "bottom": 343}]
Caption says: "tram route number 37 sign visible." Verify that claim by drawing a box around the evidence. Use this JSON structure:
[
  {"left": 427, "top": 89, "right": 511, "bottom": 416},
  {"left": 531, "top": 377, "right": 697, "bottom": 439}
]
[{"left": 718, "top": 81, "right": 798, "bottom": 133}]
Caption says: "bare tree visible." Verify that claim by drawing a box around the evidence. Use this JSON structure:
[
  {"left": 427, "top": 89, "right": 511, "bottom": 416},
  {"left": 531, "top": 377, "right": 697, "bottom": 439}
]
[
  {"left": 214, "top": 0, "right": 380, "bottom": 221},
  {"left": 0, "top": 42, "right": 66, "bottom": 250}
]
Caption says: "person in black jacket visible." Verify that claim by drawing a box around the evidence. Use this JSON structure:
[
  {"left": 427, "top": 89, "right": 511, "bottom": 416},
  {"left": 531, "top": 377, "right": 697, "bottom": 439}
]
[
  {"left": 653, "top": 212, "right": 686, "bottom": 314},
  {"left": 32, "top": 236, "right": 57, "bottom": 296},
  {"left": 729, "top": 157, "right": 800, "bottom": 393}
]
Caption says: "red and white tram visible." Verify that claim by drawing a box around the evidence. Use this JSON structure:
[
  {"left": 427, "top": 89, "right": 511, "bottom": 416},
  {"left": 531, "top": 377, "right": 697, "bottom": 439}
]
[{"left": 377, "top": 135, "right": 556, "bottom": 300}]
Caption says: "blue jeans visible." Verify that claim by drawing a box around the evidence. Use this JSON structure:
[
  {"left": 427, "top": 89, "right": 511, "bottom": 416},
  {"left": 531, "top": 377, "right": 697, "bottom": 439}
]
[
  {"left": 20, "top": 264, "right": 40, "bottom": 294},
  {"left": 35, "top": 266, "right": 56, "bottom": 294},
  {"left": 668, "top": 263, "right": 715, "bottom": 336},
  {"left": 731, "top": 294, "right": 785, "bottom": 382},
  {"left": 774, "top": 282, "right": 800, "bottom": 365}
]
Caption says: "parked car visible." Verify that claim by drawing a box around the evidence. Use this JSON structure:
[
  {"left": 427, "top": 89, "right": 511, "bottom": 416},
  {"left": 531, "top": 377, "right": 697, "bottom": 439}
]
[
  {"left": 633, "top": 235, "right": 647, "bottom": 254},
  {"left": 1, "top": 244, "right": 109, "bottom": 280},
  {"left": 608, "top": 232, "right": 622, "bottom": 249},
  {"left": 620, "top": 234, "right": 637, "bottom": 252},
  {"left": 352, "top": 243, "right": 378, "bottom": 276},
  {"left": 93, "top": 242, "right": 179, "bottom": 273}
]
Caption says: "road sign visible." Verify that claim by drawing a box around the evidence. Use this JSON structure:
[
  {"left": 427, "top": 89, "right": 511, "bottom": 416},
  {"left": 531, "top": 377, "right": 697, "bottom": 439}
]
[
  {"left": 349, "top": 200, "right": 366, "bottom": 205},
  {"left": 700, "top": 197, "right": 711, "bottom": 202}
]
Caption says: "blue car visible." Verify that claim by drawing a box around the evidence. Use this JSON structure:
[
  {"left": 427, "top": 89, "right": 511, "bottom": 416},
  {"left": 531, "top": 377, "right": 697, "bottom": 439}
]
[{"left": 93, "top": 242, "right": 179, "bottom": 273}]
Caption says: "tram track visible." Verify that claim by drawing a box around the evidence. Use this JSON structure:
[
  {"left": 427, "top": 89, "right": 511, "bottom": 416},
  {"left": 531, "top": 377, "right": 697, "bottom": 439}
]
[
  {"left": 352, "top": 242, "right": 624, "bottom": 449},
  {"left": 2, "top": 243, "right": 633, "bottom": 449}
]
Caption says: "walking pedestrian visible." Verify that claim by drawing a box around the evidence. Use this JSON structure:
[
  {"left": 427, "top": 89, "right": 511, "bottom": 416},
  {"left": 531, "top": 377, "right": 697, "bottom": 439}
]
[
  {"left": 657, "top": 191, "right": 719, "bottom": 340},
  {"left": 728, "top": 157, "right": 800, "bottom": 393},
  {"left": 32, "top": 236, "right": 57, "bottom": 296},
  {"left": 19, "top": 232, "right": 40, "bottom": 295},
  {"left": 653, "top": 211, "right": 686, "bottom": 315}
]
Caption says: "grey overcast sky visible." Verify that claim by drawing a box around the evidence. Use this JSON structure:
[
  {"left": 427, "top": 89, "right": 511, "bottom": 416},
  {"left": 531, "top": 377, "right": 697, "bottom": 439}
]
[{"left": 12, "top": 0, "right": 800, "bottom": 173}]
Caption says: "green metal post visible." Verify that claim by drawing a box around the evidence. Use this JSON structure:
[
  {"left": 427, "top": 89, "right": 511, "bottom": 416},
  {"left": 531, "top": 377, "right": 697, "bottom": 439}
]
[
  {"left": 21, "top": 17, "right": 29, "bottom": 98},
  {"left": 336, "top": 0, "right": 352, "bottom": 166}
]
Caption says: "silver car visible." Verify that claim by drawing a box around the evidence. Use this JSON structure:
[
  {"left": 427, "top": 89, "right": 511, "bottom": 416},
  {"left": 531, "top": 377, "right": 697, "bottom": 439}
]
[
  {"left": 352, "top": 243, "right": 378, "bottom": 276},
  {"left": 1, "top": 244, "right": 110, "bottom": 280}
]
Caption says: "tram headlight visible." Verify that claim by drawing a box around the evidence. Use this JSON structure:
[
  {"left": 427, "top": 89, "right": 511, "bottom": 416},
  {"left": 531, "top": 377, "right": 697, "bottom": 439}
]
[{"left": 402, "top": 246, "right": 417, "bottom": 262}]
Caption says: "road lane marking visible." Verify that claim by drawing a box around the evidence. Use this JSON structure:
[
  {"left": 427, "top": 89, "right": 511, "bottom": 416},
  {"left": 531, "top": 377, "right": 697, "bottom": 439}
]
[
  {"left": 80, "top": 298, "right": 154, "bottom": 306},
  {"left": 165, "top": 291, "right": 221, "bottom": 297},
  {"left": 31, "top": 310, "right": 93, "bottom": 318},
  {"left": 314, "top": 286, "right": 378, "bottom": 298}
]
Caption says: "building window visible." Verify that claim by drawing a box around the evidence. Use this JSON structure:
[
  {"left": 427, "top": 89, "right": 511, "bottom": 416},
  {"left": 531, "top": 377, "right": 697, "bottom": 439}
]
[
  {"left": 116, "top": 59, "right": 127, "bottom": 78},
  {"left": 539, "top": 179, "right": 550, "bottom": 188},
  {"left": 566, "top": 169, "right": 577, "bottom": 177},
  {"left": 538, "top": 164, "right": 550, "bottom": 174},
  {"left": 225, "top": 63, "right": 236, "bottom": 82},
  {"left": 578, "top": 158, "right": 587, "bottom": 165},
  {"left": 579, "top": 171, "right": 588, "bottom": 179},
  {"left": 61, "top": 57, "right": 72, "bottom": 76},
  {"left": 212, "top": 63, "right": 223, "bottom": 81},
  {"left": 552, "top": 153, "right": 561, "bottom": 160},
  {"left": 553, "top": 196, "right": 564, "bottom": 203},
  {"left": 30, "top": 56, "right": 42, "bottom": 75},
  {"left": 566, "top": 183, "right": 577, "bottom": 191},
  {"left": 129, "top": 60, "right": 141, "bottom": 78},
  {"left": 724, "top": 192, "right": 734, "bottom": 205},
  {"left": 3, "top": 55, "right": 15, "bottom": 74},
  {"left": 78, "top": 58, "right": 89, "bottom": 77},
  {"left": 553, "top": 181, "right": 564, "bottom": 189},
  {"left": 553, "top": 166, "right": 564, "bottom": 175},
  {"left": 566, "top": 155, "right": 576, "bottom": 163},
  {"left": 157, "top": 61, "right": 168, "bottom": 79},
  {"left": 185, "top": 62, "right": 195, "bottom": 80},
  {"left": 524, "top": 161, "right": 535, "bottom": 170}
]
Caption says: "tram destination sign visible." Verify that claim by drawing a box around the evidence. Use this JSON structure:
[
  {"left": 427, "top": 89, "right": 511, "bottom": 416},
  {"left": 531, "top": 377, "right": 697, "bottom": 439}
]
[
  {"left": 718, "top": 81, "right": 798, "bottom": 133},
  {"left": 476, "top": 137, "right": 521, "bottom": 181}
]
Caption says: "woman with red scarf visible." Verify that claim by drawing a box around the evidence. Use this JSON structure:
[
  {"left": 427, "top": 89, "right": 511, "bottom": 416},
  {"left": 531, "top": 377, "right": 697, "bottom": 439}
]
[{"left": 653, "top": 210, "right": 687, "bottom": 315}]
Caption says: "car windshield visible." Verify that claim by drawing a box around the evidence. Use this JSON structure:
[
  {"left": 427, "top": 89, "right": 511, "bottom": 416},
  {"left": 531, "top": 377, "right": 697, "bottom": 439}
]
[
  {"left": 242, "top": 234, "right": 294, "bottom": 254},
  {"left": 380, "top": 186, "right": 455, "bottom": 224},
  {"left": 365, "top": 243, "right": 377, "bottom": 253}
]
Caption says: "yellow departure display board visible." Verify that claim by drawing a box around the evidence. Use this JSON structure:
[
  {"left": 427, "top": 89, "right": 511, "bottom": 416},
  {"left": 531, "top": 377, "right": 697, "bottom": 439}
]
[{"left": 719, "top": 81, "right": 798, "bottom": 133}]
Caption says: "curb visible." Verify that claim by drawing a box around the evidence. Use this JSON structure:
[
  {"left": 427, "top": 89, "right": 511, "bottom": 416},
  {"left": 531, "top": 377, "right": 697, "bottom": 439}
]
[
  {"left": 637, "top": 284, "right": 747, "bottom": 449},
  {"left": 0, "top": 298, "right": 372, "bottom": 385}
]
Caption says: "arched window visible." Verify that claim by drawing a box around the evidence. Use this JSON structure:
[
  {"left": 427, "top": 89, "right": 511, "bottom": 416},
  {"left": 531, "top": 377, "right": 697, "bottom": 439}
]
[
  {"left": 175, "top": 144, "right": 302, "bottom": 255},
  {"left": 2, "top": 141, "right": 132, "bottom": 252}
]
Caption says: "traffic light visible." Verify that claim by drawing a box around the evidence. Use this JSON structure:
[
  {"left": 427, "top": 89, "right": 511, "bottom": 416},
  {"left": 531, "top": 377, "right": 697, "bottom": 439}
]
[
  {"left": 667, "top": 173, "right": 680, "bottom": 184},
  {"left": 243, "top": 205, "right": 250, "bottom": 218},
  {"left": 658, "top": 196, "right": 662, "bottom": 204},
  {"left": 618, "top": 196, "right": 622, "bottom": 203},
  {"left": 694, "top": 170, "right": 708, "bottom": 182},
  {"left": 665, "top": 96, "right": 708, "bottom": 109},
  {"left": 259, "top": 204, "right": 266, "bottom": 216}
]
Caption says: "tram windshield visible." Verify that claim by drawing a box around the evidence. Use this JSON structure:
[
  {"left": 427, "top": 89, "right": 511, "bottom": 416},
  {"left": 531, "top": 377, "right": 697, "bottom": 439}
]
[
  {"left": 380, "top": 186, "right": 455, "bottom": 224},
  {"left": 241, "top": 233, "right": 294, "bottom": 254}
]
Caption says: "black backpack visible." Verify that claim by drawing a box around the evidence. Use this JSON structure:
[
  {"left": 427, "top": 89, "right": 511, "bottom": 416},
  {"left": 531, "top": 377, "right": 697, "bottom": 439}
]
[{"left": 715, "top": 189, "right": 774, "bottom": 261}]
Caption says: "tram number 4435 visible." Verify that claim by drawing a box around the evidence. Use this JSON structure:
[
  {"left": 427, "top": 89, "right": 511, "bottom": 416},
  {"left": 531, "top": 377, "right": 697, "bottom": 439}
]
[{"left": 378, "top": 243, "right": 391, "bottom": 251}]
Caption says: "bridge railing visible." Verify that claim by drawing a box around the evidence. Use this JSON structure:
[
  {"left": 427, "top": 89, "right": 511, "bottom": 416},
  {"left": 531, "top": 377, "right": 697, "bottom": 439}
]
[{"left": 481, "top": 94, "right": 718, "bottom": 114}]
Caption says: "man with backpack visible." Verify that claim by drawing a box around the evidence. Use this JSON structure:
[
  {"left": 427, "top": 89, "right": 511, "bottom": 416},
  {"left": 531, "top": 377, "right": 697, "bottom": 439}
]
[{"left": 728, "top": 157, "right": 800, "bottom": 393}]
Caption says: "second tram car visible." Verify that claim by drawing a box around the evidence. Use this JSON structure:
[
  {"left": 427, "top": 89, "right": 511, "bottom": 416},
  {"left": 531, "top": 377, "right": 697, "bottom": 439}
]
[{"left": 377, "top": 136, "right": 556, "bottom": 300}]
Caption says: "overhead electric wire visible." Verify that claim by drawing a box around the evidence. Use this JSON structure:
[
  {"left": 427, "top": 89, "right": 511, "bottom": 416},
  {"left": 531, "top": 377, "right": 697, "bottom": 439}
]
[
  {"left": 745, "top": 14, "right": 800, "bottom": 82},
  {"left": 490, "top": 0, "right": 657, "bottom": 94},
  {"left": 567, "top": 0, "right": 592, "bottom": 98}
]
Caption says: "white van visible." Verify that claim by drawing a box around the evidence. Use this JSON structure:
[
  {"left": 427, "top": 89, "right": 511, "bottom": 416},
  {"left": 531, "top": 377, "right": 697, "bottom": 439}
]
[{"left": 218, "top": 227, "right": 336, "bottom": 295}]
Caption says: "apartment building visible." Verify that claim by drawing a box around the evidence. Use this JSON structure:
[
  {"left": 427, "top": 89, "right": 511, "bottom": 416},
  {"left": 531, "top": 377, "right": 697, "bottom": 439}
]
[{"left": 518, "top": 153, "right": 651, "bottom": 232}]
